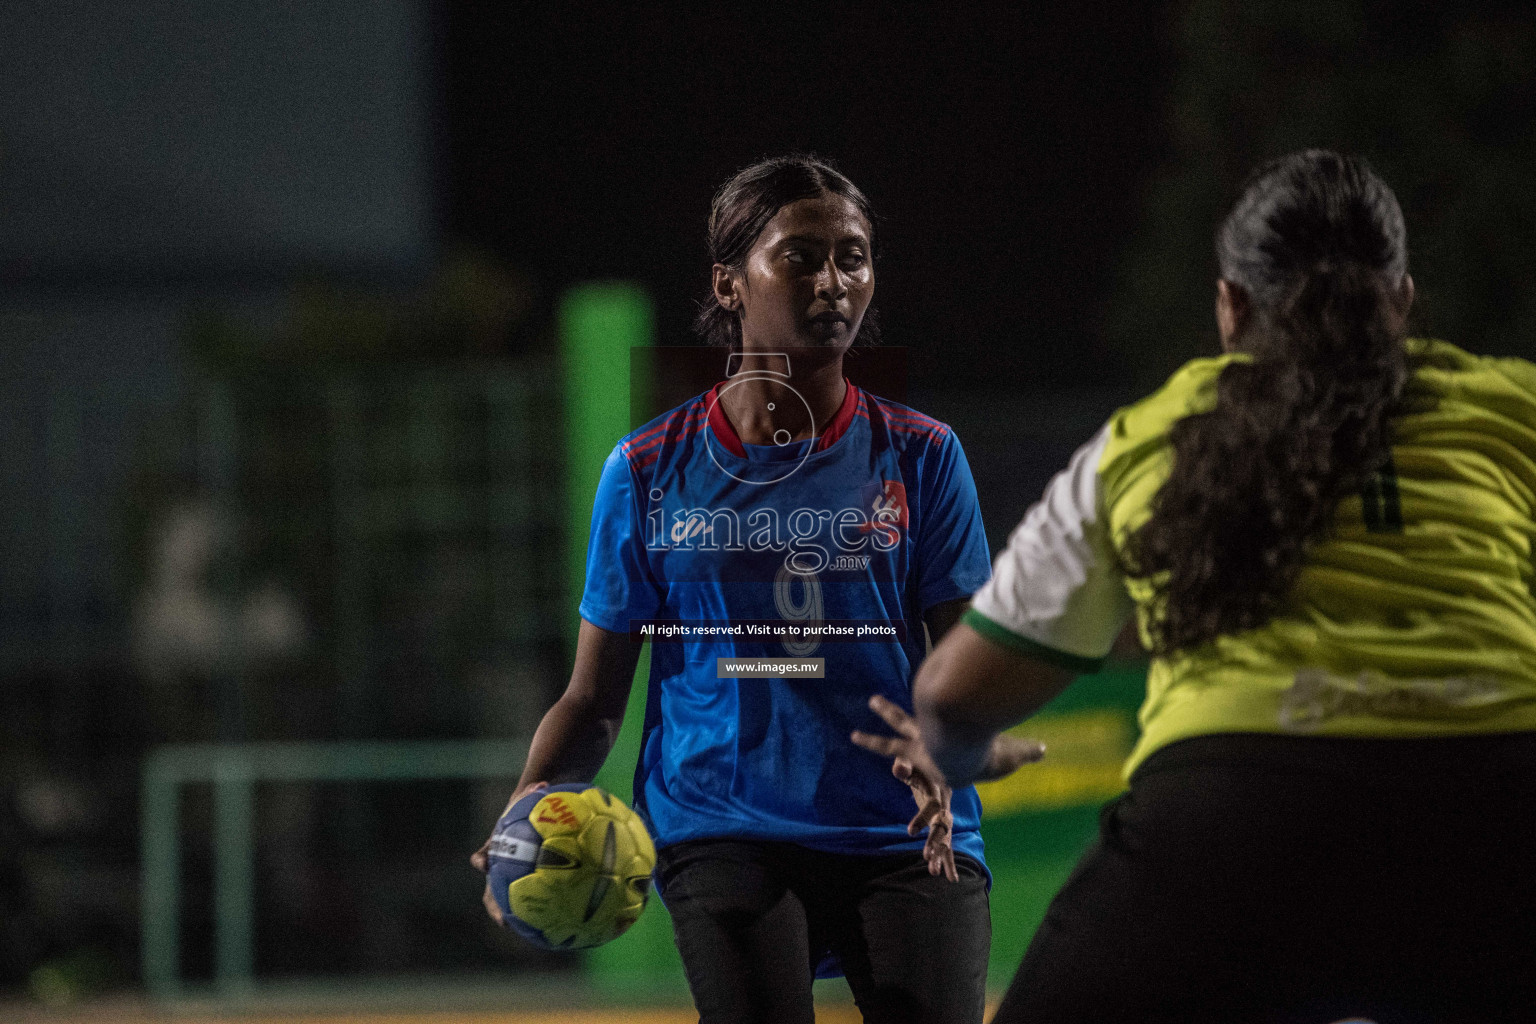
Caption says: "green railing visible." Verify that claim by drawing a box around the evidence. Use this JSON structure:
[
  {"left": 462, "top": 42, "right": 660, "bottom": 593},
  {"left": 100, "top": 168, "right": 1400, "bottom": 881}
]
[
  {"left": 138, "top": 283, "right": 657, "bottom": 1002},
  {"left": 139, "top": 739, "right": 526, "bottom": 1000}
]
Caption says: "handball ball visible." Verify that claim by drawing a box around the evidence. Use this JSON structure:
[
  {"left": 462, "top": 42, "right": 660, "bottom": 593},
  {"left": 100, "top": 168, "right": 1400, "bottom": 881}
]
[{"left": 486, "top": 783, "right": 656, "bottom": 949}]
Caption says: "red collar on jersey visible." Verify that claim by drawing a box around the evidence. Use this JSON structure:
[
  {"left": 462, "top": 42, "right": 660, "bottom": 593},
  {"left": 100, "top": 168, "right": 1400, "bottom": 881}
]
[{"left": 706, "top": 377, "right": 861, "bottom": 458}]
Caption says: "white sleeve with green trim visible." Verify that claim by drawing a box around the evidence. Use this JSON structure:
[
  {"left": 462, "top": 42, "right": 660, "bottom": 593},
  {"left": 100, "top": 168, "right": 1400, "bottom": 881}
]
[{"left": 967, "top": 425, "right": 1133, "bottom": 671}]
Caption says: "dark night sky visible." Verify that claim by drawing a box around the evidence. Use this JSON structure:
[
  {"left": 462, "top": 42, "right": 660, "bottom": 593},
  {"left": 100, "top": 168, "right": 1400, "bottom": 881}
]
[{"left": 443, "top": 6, "right": 1175, "bottom": 390}]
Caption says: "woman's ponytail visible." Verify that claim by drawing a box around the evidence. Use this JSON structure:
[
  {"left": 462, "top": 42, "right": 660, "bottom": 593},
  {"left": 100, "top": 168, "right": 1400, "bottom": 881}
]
[{"left": 1125, "top": 151, "right": 1410, "bottom": 656}]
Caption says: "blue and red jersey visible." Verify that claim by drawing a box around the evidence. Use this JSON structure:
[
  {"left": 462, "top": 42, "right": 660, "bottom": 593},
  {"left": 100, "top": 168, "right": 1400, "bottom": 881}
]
[{"left": 579, "top": 379, "right": 992, "bottom": 867}]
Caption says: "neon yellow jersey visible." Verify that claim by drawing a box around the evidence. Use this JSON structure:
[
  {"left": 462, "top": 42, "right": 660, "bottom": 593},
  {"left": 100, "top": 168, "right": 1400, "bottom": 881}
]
[{"left": 967, "top": 339, "right": 1536, "bottom": 778}]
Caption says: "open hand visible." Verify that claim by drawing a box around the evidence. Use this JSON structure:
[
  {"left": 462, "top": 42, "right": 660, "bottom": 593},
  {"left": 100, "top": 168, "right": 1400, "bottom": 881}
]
[
  {"left": 891, "top": 754, "right": 958, "bottom": 881},
  {"left": 852, "top": 695, "right": 1048, "bottom": 879},
  {"left": 852, "top": 696, "right": 959, "bottom": 880}
]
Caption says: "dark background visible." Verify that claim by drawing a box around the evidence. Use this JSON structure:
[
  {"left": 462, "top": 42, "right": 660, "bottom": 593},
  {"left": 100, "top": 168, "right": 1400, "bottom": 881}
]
[
  {"left": 444, "top": 4, "right": 1172, "bottom": 389},
  {"left": 2, "top": 0, "right": 1535, "bottom": 1004},
  {"left": 444, "top": 2, "right": 1536, "bottom": 390}
]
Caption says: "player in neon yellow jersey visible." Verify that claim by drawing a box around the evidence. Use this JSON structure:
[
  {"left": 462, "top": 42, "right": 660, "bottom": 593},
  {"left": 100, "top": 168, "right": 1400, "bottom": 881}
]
[
  {"left": 1101, "top": 336, "right": 1536, "bottom": 769},
  {"left": 855, "top": 150, "right": 1536, "bottom": 1021}
]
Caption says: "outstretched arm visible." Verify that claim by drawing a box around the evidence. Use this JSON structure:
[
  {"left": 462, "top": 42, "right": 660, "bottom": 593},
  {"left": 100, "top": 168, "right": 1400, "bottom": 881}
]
[
  {"left": 861, "top": 598, "right": 1060, "bottom": 882},
  {"left": 912, "top": 619, "right": 1074, "bottom": 785},
  {"left": 851, "top": 617, "right": 1063, "bottom": 800},
  {"left": 857, "top": 424, "right": 1134, "bottom": 835},
  {"left": 910, "top": 423, "right": 1131, "bottom": 783}
]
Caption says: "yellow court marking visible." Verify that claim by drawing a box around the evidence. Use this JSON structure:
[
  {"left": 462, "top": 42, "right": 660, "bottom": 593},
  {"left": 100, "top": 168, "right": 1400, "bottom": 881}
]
[{"left": 975, "top": 710, "right": 1133, "bottom": 816}]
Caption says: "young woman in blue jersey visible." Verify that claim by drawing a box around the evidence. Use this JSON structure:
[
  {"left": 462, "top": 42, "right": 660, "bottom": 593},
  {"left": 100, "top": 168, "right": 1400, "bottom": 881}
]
[
  {"left": 474, "top": 156, "right": 1040, "bottom": 1024},
  {"left": 855, "top": 150, "right": 1536, "bottom": 1022}
]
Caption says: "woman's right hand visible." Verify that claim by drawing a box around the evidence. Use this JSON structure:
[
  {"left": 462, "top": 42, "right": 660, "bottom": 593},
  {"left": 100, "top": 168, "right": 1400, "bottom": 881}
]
[{"left": 471, "top": 780, "right": 549, "bottom": 926}]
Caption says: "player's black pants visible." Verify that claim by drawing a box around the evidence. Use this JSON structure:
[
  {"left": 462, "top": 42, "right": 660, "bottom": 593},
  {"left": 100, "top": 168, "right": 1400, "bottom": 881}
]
[
  {"left": 657, "top": 838, "right": 990, "bottom": 1024},
  {"left": 993, "top": 731, "right": 1536, "bottom": 1024}
]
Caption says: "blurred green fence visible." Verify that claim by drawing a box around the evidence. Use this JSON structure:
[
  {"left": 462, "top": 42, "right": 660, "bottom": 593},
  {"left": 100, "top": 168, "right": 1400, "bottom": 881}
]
[{"left": 140, "top": 739, "right": 526, "bottom": 1000}]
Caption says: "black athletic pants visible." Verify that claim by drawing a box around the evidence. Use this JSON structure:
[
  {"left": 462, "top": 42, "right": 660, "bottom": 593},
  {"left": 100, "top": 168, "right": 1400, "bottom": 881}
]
[
  {"left": 993, "top": 732, "right": 1536, "bottom": 1024},
  {"left": 657, "top": 839, "right": 990, "bottom": 1024}
]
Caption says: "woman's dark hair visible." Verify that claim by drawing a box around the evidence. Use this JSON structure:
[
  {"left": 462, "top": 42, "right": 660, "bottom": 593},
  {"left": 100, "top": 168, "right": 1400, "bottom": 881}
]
[
  {"left": 695, "top": 154, "right": 881, "bottom": 350},
  {"left": 1125, "top": 149, "right": 1411, "bottom": 656}
]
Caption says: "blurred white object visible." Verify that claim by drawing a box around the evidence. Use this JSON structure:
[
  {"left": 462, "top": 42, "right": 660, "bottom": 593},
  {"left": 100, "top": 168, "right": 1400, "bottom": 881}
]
[{"left": 132, "top": 502, "right": 304, "bottom": 681}]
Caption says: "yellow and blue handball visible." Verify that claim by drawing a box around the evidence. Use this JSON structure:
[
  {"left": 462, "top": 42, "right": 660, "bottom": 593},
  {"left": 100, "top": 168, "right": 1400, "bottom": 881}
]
[{"left": 486, "top": 783, "right": 656, "bottom": 949}]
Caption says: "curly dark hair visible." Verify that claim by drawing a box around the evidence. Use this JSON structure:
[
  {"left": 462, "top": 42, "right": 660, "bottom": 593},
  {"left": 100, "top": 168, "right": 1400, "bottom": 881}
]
[
  {"left": 695, "top": 154, "right": 881, "bottom": 350},
  {"left": 1124, "top": 150, "right": 1411, "bottom": 656}
]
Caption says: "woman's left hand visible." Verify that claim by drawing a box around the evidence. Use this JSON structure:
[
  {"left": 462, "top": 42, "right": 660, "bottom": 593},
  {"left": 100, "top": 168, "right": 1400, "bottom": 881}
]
[
  {"left": 853, "top": 695, "right": 959, "bottom": 882},
  {"left": 893, "top": 754, "right": 958, "bottom": 882}
]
